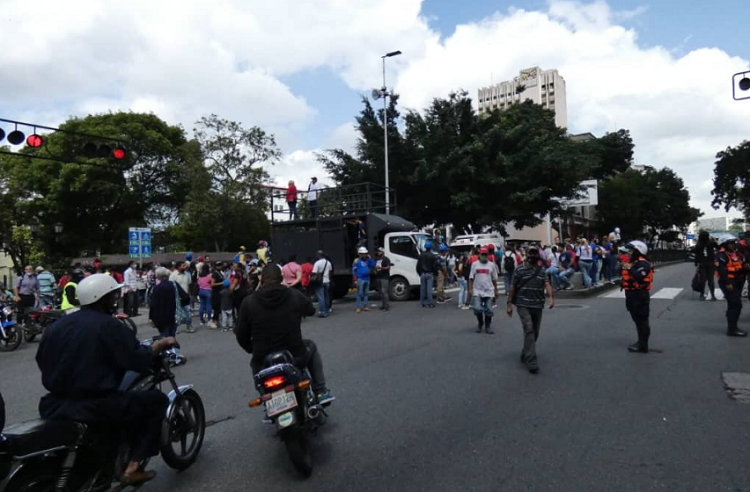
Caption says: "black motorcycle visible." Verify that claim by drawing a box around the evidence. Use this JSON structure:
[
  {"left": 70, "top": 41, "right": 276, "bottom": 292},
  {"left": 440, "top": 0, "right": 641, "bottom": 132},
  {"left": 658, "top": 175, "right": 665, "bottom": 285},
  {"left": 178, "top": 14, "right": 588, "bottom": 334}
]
[
  {"left": 248, "top": 351, "right": 329, "bottom": 477},
  {"left": 0, "top": 340, "right": 205, "bottom": 491},
  {"left": 0, "top": 304, "right": 22, "bottom": 352}
]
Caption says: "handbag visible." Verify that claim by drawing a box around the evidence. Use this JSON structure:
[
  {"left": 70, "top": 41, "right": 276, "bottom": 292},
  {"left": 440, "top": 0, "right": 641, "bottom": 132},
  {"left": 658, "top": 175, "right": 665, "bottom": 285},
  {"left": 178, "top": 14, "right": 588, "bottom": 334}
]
[
  {"left": 691, "top": 269, "right": 703, "bottom": 293},
  {"left": 310, "top": 261, "right": 330, "bottom": 286},
  {"left": 174, "top": 283, "right": 191, "bottom": 325}
]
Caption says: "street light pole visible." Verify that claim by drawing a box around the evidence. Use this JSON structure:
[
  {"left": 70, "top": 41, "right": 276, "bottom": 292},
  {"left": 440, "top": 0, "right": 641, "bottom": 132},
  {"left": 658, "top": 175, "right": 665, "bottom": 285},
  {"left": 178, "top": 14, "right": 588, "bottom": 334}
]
[{"left": 381, "top": 50, "right": 402, "bottom": 216}]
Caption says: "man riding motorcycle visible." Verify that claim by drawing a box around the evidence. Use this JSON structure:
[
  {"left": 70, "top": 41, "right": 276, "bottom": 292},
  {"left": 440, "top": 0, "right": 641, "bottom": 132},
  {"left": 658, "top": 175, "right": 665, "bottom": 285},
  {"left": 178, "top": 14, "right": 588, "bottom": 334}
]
[
  {"left": 35, "top": 274, "right": 177, "bottom": 485},
  {"left": 235, "top": 265, "right": 335, "bottom": 405}
]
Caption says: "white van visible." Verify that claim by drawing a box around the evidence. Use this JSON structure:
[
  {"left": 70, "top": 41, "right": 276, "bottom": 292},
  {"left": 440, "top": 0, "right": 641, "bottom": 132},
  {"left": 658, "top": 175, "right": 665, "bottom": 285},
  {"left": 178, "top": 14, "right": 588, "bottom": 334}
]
[{"left": 449, "top": 233, "right": 504, "bottom": 254}]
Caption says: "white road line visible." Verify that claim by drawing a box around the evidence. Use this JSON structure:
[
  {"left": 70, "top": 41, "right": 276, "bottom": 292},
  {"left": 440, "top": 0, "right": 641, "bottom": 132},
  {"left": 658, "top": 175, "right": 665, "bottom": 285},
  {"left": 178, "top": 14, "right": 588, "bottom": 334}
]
[
  {"left": 601, "top": 290, "right": 626, "bottom": 298},
  {"left": 651, "top": 287, "right": 683, "bottom": 299}
]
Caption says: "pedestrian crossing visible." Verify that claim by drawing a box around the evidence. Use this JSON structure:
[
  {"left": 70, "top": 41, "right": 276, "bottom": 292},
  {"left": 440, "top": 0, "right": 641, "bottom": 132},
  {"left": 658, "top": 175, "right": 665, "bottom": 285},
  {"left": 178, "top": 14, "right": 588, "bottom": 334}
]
[{"left": 600, "top": 287, "right": 685, "bottom": 299}]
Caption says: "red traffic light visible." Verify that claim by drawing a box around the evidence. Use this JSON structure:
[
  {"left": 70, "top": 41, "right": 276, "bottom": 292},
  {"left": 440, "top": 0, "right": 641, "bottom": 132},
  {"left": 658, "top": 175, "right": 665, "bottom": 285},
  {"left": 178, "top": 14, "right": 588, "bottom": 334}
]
[
  {"left": 112, "top": 147, "right": 126, "bottom": 160},
  {"left": 26, "top": 134, "right": 44, "bottom": 148}
]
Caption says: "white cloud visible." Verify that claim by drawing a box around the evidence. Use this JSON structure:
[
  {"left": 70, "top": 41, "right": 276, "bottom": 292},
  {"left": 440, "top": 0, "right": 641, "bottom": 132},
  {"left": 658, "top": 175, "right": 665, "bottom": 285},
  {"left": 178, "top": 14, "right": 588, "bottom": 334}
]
[{"left": 394, "top": 1, "right": 750, "bottom": 216}]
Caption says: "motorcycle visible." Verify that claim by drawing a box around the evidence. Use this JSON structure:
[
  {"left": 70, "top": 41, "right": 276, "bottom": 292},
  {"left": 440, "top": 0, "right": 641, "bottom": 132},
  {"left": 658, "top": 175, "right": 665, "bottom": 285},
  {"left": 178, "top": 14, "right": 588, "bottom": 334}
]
[
  {"left": 248, "top": 350, "right": 329, "bottom": 477},
  {"left": 22, "top": 306, "right": 65, "bottom": 343},
  {"left": 0, "top": 339, "right": 206, "bottom": 491},
  {"left": 0, "top": 304, "right": 22, "bottom": 352}
]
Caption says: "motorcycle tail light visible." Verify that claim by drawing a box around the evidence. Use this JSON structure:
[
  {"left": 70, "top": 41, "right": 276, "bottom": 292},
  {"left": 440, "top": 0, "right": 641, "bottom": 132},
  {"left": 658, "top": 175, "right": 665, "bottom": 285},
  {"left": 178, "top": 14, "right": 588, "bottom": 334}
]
[{"left": 263, "top": 376, "right": 286, "bottom": 389}]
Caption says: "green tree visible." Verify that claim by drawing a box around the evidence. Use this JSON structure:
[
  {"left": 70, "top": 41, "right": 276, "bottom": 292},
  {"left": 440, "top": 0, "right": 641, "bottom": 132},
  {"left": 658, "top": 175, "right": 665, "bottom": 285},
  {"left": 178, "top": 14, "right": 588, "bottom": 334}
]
[
  {"left": 0, "top": 112, "right": 197, "bottom": 267},
  {"left": 712, "top": 140, "right": 750, "bottom": 216}
]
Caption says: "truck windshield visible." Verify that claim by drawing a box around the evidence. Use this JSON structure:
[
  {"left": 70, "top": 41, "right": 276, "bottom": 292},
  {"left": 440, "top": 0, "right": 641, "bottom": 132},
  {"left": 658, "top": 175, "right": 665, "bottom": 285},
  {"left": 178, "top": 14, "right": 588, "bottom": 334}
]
[{"left": 415, "top": 234, "right": 433, "bottom": 253}]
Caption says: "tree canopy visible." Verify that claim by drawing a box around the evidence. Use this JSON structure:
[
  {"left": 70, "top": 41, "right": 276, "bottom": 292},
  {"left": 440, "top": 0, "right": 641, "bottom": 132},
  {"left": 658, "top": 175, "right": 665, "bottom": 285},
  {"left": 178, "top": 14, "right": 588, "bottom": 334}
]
[{"left": 711, "top": 140, "right": 750, "bottom": 218}]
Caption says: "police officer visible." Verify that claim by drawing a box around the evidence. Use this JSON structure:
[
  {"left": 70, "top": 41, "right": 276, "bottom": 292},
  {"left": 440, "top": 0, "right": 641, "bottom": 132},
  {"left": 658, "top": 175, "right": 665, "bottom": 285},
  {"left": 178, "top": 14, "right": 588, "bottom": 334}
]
[
  {"left": 716, "top": 236, "right": 748, "bottom": 337},
  {"left": 621, "top": 240, "right": 653, "bottom": 353}
]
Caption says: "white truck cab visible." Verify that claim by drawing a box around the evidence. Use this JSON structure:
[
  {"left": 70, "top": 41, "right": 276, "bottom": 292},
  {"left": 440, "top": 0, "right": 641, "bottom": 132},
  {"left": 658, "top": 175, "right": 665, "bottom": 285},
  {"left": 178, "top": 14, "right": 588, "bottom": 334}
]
[{"left": 381, "top": 231, "right": 433, "bottom": 301}]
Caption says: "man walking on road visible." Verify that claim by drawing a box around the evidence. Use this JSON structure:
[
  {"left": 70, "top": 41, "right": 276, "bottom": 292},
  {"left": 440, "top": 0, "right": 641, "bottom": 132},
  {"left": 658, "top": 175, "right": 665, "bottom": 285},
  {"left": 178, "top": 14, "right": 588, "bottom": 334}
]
[
  {"left": 695, "top": 231, "right": 718, "bottom": 301},
  {"left": 436, "top": 244, "right": 452, "bottom": 304},
  {"left": 417, "top": 241, "right": 437, "bottom": 308},
  {"left": 621, "top": 241, "right": 654, "bottom": 352},
  {"left": 716, "top": 236, "right": 748, "bottom": 337},
  {"left": 507, "top": 247, "right": 554, "bottom": 373},
  {"left": 170, "top": 262, "right": 194, "bottom": 333},
  {"left": 123, "top": 261, "right": 138, "bottom": 316},
  {"left": 469, "top": 247, "right": 499, "bottom": 334}
]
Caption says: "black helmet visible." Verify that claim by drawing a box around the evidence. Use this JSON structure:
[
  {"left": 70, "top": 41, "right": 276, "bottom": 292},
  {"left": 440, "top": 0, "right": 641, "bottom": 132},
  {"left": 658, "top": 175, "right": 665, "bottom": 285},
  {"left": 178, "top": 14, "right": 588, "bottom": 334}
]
[{"left": 71, "top": 268, "right": 85, "bottom": 282}]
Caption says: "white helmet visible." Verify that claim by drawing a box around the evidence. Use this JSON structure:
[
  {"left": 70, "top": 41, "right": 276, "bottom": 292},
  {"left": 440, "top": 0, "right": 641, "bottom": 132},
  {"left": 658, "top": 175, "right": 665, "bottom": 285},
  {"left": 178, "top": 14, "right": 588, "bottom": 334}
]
[
  {"left": 358, "top": 247, "right": 368, "bottom": 254},
  {"left": 627, "top": 240, "right": 648, "bottom": 256},
  {"left": 78, "top": 273, "right": 124, "bottom": 306}
]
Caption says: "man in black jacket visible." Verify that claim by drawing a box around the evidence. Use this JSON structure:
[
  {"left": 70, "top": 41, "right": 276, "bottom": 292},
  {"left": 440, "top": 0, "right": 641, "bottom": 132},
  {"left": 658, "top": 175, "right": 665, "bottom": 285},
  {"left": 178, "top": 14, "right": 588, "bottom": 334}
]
[
  {"left": 694, "top": 231, "right": 718, "bottom": 301},
  {"left": 235, "top": 265, "right": 334, "bottom": 404},
  {"left": 416, "top": 241, "right": 437, "bottom": 308}
]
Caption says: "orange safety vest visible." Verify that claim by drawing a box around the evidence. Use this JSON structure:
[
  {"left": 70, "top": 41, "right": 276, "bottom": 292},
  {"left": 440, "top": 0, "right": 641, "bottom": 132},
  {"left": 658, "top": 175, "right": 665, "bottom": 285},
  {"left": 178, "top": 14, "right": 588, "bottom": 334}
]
[
  {"left": 715, "top": 249, "right": 744, "bottom": 279},
  {"left": 622, "top": 260, "right": 653, "bottom": 291}
]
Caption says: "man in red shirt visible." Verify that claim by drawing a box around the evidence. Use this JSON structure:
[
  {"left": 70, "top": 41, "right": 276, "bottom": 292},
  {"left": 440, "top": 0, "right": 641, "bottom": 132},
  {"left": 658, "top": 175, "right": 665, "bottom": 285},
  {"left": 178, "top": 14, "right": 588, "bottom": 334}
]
[
  {"left": 301, "top": 257, "right": 314, "bottom": 297},
  {"left": 286, "top": 180, "right": 299, "bottom": 220}
]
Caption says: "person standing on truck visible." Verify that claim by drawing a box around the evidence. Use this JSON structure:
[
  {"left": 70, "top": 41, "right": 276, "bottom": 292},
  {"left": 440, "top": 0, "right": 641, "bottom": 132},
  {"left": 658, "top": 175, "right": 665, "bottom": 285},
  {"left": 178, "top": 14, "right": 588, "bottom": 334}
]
[
  {"left": 286, "top": 180, "right": 299, "bottom": 220},
  {"left": 308, "top": 177, "right": 322, "bottom": 218},
  {"left": 417, "top": 241, "right": 438, "bottom": 308},
  {"left": 352, "top": 247, "right": 376, "bottom": 313}
]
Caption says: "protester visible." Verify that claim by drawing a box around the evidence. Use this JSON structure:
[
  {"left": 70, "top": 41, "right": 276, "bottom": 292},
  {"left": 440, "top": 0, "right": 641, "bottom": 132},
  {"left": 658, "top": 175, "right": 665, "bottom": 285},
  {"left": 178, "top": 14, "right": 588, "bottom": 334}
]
[
  {"left": 287, "top": 180, "right": 299, "bottom": 220},
  {"left": 622, "top": 241, "right": 654, "bottom": 352},
  {"left": 137, "top": 270, "right": 147, "bottom": 306},
  {"left": 507, "top": 246, "right": 554, "bottom": 374},
  {"left": 591, "top": 243, "right": 604, "bottom": 288},
  {"left": 558, "top": 245, "right": 575, "bottom": 290},
  {"left": 417, "top": 241, "right": 438, "bottom": 308},
  {"left": 352, "top": 247, "right": 375, "bottom": 313},
  {"left": 230, "top": 262, "right": 250, "bottom": 318},
  {"left": 36, "top": 266, "right": 56, "bottom": 308},
  {"left": 436, "top": 244, "right": 451, "bottom": 304},
  {"left": 312, "top": 250, "right": 333, "bottom": 318},
  {"left": 455, "top": 253, "right": 470, "bottom": 310},
  {"left": 209, "top": 261, "right": 225, "bottom": 329},
  {"left": 197, "top": 264, "right": 213, "bottom": 327},
  {"left": 308, "top": 177, "right": 322, "bottom": 218},
  {"left": 502, "top": 245, "right": 522, "bottom": 295},
  {"left": 375, "top": 247, "right": 392, "bottom": 311},
  {"left": 695, "top": 231, "right": 718, "bottom": 301},
  {"left": 13, "top": 265, "right": 39, "bottom": 325},
  {"left": 577, "top": 239, "right": 594, "bottom": 289},
  {"left": 281, "top": 255, "right": 303, "bottom": 289},
  {"left": 220, "top": 278, "right": 234, "bottom": 331},
  {"left": 169, "top": 262, "right": 194, "bottom": 333},
  {"left": 149, "top": 267, "right": 188, "bottom": 363},
  {"left": 469, "top": 247, "right": 499, "bottom": 334},
  {"left": 545, "top": 246, "right": 562, "bottom": 289},
  {"left": 716, "top": 237, "right": 747, "bottom": 337}
]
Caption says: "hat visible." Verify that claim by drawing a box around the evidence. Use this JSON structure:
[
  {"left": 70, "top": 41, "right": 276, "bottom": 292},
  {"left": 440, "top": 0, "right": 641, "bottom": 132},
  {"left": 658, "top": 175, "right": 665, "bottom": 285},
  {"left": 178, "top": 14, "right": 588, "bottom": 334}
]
[
  {"left": 35, "top": 266, "right": 44, "bottom": 272},
  {"left": 479, "top": 247, "right": 489, "bottom": 254},
  {"left": 240, "top": 246, "right": 246, "bottom": 251},
  {"left": 198, "top": 256, "right": 204, "bottom": 262},
  {"left": 214, "top": 260, "right": 224, "bottom": 266},
  {"left": 358, "top": 247, "right": 368, "bottom": 254},
  {"left": 377, "top": 247, "right": 385, "bottom": 253},
  {"left": 527, "top": 246, "right": 539, "bottom": 254}
]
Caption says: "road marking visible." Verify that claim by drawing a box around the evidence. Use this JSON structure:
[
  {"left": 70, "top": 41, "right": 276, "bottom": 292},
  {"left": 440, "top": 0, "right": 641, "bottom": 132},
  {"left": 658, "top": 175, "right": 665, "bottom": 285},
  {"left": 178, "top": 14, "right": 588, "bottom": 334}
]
[
  {"left": 651, "top": 288, "right": 684, "bottom": 299},
  {"left": 601, "top": 290, "right": 626, "bottom": 298}
]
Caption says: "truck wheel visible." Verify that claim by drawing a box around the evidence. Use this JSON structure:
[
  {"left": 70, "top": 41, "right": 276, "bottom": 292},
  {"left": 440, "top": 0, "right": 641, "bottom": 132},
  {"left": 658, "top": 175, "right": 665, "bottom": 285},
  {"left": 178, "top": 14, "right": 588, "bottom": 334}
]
[
  {"left": 389, "top": 277, "right": 410, "bottom": 302},
  {"left": 330, "top": 279, "right": 352, "bottom": 300}
]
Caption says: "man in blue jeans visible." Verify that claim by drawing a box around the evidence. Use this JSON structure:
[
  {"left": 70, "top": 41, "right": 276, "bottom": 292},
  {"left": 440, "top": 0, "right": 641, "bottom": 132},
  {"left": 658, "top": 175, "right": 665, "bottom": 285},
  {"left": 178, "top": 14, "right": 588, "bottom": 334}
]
[
  {"left": 417, "top": 241, "right": 438, "bottom": 307},
  {"left": 558, "top": 245, "right": 575, "bottom": 290},
  {"left": 352, "top": 247, "right": 375, "bottom": 313},
  {"left": 312, "top": 250, "right": 332, "bottom": 317}
]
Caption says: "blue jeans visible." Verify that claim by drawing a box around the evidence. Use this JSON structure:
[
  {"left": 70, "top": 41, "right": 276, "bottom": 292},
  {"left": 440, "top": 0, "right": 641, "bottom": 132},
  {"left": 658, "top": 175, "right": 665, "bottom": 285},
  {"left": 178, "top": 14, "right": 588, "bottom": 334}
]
[
  {"left": 420, "top": 273, "right": 434, "bottom": 306},
  {"left": 198, "top": 289, "right": 212, "bottom": 323},
  {"left": 356, "top": 279, "right": 370, "bottom": 308},
  {"left": 579, "top": 260, "right": 593, "bottom": 288},
  {"left": 457, "top": 278, "right": 468, "bottom": 306},
  {"left": 591, "top": 260, "right": 601, "bottom": 286},
  {"left": 559, "top": 267, "right": 574, "bottom": 288},
  {"left": 472, "top": 296, "right": 494, "bottom": 317},
  {"left": 504, "top": 273, "right": 513, "bottom": 295},
  {"left": 316, "top": 283, "right": 331, "bottom": 316},
  {"left": 545, "top": 266, "right": 560, "bottom": 288}
]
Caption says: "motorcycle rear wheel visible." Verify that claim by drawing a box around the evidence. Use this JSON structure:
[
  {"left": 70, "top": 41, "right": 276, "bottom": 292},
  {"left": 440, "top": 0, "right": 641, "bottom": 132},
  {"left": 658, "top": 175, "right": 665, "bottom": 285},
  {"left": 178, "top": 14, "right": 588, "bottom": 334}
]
[
  {"left": 283, "top": 430, "right": 313, "bottom": 477},
  {"left": 161, "top": 389, "right": 205, "bottom": 470},
  {"left": 0, "top": 326, "right": 23, "bottom": 352}
]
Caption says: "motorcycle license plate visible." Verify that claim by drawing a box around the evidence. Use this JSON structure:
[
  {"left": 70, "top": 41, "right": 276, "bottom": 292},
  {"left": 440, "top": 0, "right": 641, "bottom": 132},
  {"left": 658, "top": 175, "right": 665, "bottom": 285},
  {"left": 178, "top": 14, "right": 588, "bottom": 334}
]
[{"left": 266, "top": 390, "right": 297, "bottom": 417}]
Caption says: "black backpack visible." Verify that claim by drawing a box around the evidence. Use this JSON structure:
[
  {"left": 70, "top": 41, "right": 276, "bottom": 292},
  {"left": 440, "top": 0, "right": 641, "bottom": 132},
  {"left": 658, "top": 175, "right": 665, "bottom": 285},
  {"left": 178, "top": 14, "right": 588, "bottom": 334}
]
[{"left": 503, "top": 253, "right": 516, "bottom": 274}]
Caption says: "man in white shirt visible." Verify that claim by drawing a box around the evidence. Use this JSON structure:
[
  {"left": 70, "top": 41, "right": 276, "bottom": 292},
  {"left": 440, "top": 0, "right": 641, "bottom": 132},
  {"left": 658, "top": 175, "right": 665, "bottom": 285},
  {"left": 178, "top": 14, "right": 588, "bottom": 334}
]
[
  {"left": 170, "top": 262, "right": 194, "bottom": 333},
  {"left": 312, "top": 250, "right": 332, "bottom": 317},
  {"left": 308, "top": 177, "right": 322, "bottom": 218},
  {"left": 123, "top": 261, "right": 139, "bottom": 316}
]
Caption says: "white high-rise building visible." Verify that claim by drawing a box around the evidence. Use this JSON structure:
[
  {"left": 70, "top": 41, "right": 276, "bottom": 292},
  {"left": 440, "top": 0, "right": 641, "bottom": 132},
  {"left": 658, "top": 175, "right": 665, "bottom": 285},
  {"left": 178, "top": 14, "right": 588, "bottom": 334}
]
[{"left": 477, "top": 67, "right": 568, "bottom": 128}]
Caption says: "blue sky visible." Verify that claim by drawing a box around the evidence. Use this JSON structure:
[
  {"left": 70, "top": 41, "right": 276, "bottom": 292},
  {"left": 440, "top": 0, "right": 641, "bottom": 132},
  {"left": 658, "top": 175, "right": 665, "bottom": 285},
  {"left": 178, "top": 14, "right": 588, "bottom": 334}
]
[{"left": 0, "top": 0, "right": 748, "bottom": 216}]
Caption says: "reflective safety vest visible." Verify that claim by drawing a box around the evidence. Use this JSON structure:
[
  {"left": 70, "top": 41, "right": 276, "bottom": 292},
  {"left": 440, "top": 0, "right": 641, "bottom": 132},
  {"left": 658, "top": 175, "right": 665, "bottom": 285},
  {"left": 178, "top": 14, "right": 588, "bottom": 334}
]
[
  {"left": 715, "top": 250, "right": 744, "bottom": 280},
  {"left": 622, "top": 261, "right": 653, "bottom": 291},
  {"left": 60, "top": 282, "right": 77, "bottom": 310}
]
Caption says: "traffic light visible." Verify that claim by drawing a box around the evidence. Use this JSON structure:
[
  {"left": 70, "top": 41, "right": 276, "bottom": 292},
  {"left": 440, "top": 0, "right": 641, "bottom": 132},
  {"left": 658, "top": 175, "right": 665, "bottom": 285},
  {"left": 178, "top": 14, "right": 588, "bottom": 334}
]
[
  {"left": 0, "top": 117, "right": 129, "bottom": 166},
  {"left": 733, "top": 70, "right": 750, "bottom": 101}
]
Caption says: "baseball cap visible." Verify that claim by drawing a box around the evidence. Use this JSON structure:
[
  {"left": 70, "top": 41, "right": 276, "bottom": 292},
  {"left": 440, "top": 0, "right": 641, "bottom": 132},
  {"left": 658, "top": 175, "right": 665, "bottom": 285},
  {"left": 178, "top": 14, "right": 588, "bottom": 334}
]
[
  {"left": 479, "top": 247, "right": 489, "bottom": 254},
  {"left": 35, "top": 266, "right": 44, "bottom": 272}
]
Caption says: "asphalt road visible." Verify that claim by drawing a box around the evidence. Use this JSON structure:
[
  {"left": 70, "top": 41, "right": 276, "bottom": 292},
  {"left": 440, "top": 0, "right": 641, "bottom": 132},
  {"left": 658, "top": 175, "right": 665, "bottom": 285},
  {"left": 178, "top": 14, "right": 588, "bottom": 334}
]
[{"left": 2, "top": 262, "right": 750, "bottom": 491}]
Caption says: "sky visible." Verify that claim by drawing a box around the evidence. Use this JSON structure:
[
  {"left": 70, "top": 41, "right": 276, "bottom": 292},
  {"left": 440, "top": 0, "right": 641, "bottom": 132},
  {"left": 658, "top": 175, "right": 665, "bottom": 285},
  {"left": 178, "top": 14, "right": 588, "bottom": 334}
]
[{"left": 0, "top": 0, "right": 748, "bottom": 219}]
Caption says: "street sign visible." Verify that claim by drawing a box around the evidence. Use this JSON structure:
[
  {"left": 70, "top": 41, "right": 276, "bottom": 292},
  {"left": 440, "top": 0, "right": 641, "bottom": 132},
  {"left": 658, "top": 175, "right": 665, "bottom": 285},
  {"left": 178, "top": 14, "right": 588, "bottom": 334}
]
[
  {"left": 686, "top": 234, "right": 696, "bottom": 240},
  {"left": 128, "top": 227, "right": 152, "bottom": 260}
]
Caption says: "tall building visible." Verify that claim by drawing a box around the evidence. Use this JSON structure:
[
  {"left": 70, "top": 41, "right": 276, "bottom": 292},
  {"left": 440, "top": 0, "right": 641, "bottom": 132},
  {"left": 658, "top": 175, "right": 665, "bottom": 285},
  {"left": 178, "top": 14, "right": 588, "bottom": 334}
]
[
  {"left": 477, "top": 67, "right": 568, "bottom": 128},
  {"left": 698, "top": 217, "right": 730, "bottom": 232}
]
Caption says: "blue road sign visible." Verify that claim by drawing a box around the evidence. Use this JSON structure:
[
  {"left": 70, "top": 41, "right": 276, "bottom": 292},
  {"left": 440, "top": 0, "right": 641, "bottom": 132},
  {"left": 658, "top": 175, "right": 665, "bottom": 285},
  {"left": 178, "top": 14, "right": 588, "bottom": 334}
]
[
  {"left": 129, "top": 245, "right": 140, "bottom": 256},
  {"left": 141, "top": 245, "right": 152, "bottom": 257},
  {"left": 129, "top": 231, "right": 139, "bottom": 243},
  {"left": 686, "top": 234, "right": 696, "bottom": 240},
  {"left": 141, "top": 231, "right": 151, "bottom": 243}
]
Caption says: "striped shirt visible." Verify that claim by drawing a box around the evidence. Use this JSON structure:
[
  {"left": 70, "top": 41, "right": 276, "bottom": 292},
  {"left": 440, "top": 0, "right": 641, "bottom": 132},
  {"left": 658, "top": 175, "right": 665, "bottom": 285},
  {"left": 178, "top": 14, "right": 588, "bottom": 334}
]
[{"left": 511, "top": 264, "right": 548, "bottom": 309}]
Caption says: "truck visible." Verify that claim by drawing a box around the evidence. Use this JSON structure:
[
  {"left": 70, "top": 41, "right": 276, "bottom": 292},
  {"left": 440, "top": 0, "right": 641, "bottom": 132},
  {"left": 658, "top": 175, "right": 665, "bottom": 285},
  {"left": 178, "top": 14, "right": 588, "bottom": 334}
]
[{"left": 271, "top": 212, "right": 432, "bottom": 301}]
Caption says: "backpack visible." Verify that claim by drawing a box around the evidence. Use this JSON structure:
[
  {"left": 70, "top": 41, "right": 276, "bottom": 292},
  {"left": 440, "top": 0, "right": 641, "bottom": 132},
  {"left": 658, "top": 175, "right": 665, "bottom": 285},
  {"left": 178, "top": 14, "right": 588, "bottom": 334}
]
[{"left": 503, "top": 253, "right": 516, "bottom": 274}]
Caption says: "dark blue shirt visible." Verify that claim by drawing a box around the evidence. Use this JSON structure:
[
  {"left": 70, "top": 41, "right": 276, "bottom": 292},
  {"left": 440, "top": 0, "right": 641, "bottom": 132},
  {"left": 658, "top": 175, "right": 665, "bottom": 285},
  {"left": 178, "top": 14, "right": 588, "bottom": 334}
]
[
  {"left": 560, "top": 251, "right": 573, "bottom": 269},
  {"left": 352, "top": 258, "right": 376, "bottom": 280},
  {"left": 36, "top": 309, "right": 154, "bottom": 398}
]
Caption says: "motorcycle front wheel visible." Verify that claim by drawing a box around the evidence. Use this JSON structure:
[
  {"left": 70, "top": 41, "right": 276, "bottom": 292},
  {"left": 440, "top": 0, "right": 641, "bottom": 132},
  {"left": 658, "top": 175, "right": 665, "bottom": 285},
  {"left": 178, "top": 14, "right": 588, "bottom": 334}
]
[
  {"left": 0, "top": 326, "right": 23, "bottom": 352},
  {"left": 161, "top": 389, "right": 205, "bottom": 470},
  {"left": 283, "top": 429, "right": 313, "bottom": 477}
]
